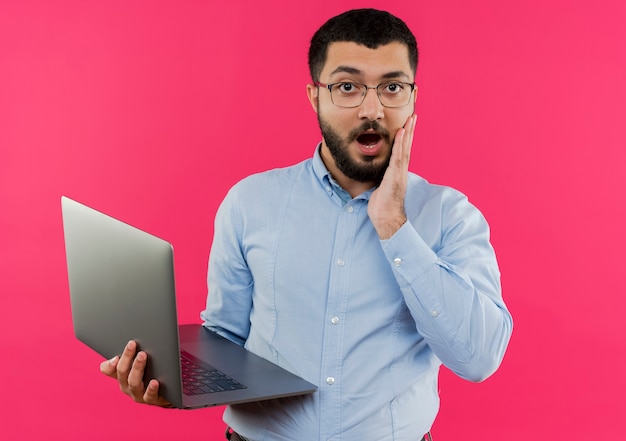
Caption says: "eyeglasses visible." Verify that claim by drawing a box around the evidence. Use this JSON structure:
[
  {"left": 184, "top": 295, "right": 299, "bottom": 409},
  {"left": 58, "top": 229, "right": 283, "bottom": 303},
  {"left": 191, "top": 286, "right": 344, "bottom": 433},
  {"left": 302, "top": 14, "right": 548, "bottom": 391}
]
[{"left": 314, "top": 81, "right": 415, "bottom": 108}]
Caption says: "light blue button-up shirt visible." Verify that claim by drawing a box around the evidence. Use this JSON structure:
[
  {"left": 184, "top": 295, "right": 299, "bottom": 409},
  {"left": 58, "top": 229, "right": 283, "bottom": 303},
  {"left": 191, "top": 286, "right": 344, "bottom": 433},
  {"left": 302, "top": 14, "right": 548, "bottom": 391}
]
[{"left": 201, "top": 146, "right": 513, "bottom": 441}]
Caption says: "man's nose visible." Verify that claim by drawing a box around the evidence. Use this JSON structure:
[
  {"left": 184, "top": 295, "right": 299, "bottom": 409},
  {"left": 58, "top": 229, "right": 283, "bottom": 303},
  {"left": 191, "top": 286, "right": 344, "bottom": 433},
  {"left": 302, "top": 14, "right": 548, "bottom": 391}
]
[{"left": 357, "top": 87, "right": 384, "bottom": 121}]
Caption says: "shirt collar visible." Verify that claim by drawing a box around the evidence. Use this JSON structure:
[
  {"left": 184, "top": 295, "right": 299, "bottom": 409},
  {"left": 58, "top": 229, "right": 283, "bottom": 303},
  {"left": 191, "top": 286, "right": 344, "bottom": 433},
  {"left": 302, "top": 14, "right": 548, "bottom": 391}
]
[{"left": 311, "top": 143, "right": 375, "bottom": 204}]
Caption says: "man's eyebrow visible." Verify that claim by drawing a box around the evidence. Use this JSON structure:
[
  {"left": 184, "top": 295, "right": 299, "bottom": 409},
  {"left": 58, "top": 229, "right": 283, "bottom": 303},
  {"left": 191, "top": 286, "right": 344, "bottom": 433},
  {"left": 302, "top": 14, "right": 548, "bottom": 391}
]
[
  {"left": 381, "top": 71, "right": 411, "bottom": 80},
  {"left": 329, "top": 66, "right": 362, "bottom": 76},
  {"left": 329, "top": 66, "right": 411, "bottom": 81}
]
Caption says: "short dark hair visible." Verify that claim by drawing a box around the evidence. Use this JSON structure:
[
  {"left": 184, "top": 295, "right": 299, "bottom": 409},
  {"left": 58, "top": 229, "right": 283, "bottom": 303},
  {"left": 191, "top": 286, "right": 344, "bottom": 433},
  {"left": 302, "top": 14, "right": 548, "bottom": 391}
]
[{"left": 308, "top": 9, "right": 418, "bottom": 82}]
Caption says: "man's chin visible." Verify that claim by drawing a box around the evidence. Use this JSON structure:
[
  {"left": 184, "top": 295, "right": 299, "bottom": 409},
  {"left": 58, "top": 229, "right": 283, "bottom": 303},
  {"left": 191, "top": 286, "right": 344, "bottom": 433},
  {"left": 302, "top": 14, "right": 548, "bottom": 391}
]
[{"left": 339, "top": 158, "right": 389, "bottom": 183}]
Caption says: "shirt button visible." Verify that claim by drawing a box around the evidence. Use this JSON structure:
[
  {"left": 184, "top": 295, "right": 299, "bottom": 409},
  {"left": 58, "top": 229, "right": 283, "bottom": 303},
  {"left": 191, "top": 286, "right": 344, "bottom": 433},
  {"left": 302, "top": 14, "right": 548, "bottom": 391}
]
[
  {"left": 331, "top": 316, "right": 340, "bottom": 325},
  {"left": 337, "top": 259, "right": 345, "bottom": 267},
  {"left": 431, "top": 310, "right": 440, "bottom": 317},
  {"left": 346, "top": 205, "right": 354, "bottom": 213},
  {"left": 393, "top": 258, "right": 402, "bottom": 267},
  {"left": 326, "top": 377, "right": 335, "bottom": 385}
]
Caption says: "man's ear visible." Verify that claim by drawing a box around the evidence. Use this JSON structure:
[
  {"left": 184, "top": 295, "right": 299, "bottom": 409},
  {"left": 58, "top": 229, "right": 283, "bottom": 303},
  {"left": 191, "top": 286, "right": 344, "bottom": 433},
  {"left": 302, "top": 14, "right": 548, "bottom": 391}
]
[
  {"left": 413, "top": 85, "right": 418, "bottom": 103},
  {"left": 306, "top": 83, "right": 319, "bottom": 113}
]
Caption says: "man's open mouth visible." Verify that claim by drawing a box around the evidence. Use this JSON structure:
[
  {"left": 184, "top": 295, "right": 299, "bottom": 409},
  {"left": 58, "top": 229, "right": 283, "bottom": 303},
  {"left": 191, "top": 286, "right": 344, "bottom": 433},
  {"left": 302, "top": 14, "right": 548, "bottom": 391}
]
[{"left": 356, "top": 133, "right": 382, "bottom": 147}]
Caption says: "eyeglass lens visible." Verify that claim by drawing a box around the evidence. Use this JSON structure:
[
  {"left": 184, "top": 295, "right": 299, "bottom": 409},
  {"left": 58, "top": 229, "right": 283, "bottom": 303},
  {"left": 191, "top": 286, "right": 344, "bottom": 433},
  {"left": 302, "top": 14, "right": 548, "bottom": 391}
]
[{"left": 329, "top": 82, "right": 412, "bottom": 108}]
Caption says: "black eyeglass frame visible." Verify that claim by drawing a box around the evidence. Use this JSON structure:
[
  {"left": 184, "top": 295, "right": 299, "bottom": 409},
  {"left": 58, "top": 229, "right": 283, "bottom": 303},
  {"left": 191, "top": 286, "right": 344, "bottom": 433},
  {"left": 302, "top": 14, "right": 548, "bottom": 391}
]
[{"left": 314, "top": 81, "right": 416, "bottom": 108}]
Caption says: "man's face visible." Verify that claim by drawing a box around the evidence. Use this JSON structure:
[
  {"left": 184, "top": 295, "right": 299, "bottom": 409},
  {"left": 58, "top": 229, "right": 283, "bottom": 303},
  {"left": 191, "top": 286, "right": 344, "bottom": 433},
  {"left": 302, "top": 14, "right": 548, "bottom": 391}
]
[{"left": 307, "top": 41, "right": 416, "bottom": 186}]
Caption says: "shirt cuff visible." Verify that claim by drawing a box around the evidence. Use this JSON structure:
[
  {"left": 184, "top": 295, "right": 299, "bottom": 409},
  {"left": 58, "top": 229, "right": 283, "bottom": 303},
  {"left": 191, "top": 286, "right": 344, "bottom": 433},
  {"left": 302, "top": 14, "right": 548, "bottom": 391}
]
[{"left": 380, "top": 221, "right": 439, "bottom": 285}]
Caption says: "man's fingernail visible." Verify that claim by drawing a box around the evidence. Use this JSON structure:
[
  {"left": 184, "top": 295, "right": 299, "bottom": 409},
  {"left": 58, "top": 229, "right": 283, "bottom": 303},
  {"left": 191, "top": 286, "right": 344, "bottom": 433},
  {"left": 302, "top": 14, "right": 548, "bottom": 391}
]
[{"left": 109, "top": 356, "right": 118, "bottom": 365}]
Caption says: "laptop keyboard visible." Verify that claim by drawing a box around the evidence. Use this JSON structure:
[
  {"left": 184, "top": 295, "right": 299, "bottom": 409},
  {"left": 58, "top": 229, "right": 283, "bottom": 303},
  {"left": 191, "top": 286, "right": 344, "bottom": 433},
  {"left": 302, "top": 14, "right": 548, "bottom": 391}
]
[{"left": 180, "top": 351, "right": 247, "bottom": 396}]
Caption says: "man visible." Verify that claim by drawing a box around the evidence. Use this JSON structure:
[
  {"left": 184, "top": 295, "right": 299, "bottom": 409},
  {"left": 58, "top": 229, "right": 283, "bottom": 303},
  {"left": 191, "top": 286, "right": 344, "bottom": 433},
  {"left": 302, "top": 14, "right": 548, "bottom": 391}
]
[{"left": 102, "top": 9, "right": 513, "bottom": 440}]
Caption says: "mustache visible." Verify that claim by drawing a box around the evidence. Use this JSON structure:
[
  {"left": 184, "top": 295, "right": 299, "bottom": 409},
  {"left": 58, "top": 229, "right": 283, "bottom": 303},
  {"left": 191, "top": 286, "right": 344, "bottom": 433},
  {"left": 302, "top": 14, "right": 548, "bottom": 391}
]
[{"left": 348, "top": 121, "right": 391, "bottom": 143}]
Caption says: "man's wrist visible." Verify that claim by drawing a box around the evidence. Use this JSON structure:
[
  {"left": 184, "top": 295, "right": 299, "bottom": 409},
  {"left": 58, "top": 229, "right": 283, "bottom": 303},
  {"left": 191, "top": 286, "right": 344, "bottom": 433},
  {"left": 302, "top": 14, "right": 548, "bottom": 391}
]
[{"left": 374, "top": 214, "right": 407, "bottom": 240}]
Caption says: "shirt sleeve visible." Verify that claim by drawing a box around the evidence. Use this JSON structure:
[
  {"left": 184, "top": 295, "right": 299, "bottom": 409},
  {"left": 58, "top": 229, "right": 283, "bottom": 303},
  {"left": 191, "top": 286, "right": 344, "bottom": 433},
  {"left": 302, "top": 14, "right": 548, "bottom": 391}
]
[
  {"left": 200, "top": 186, "right": 253, "bottom": 347},
  {"left": 380, "top": 189, "right": 513, "bottom": 382}
]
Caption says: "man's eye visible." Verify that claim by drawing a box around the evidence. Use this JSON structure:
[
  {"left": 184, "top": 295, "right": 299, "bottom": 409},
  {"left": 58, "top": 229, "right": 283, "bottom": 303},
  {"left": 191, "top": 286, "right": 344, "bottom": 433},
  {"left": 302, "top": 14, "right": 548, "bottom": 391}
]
[
  {"left": 384, "top": 83, "right": 403, "bottom": 94},
  {"left": 337, "top": 83, "right": 358, "bottom": 93}
]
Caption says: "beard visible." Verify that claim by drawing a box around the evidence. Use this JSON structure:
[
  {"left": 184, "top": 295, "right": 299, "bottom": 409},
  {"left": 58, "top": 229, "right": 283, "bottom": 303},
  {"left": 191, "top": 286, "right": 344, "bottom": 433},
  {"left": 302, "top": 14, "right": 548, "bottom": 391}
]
[{"left": 318, "top": 113, "right": 392, "bottom": 184}]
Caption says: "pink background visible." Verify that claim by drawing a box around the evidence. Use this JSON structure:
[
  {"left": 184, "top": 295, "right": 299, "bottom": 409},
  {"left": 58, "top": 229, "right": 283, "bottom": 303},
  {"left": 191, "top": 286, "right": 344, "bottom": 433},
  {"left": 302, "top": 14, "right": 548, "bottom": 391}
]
[{"left": 1, "top": 0, "right": 625, "bottom": 439}]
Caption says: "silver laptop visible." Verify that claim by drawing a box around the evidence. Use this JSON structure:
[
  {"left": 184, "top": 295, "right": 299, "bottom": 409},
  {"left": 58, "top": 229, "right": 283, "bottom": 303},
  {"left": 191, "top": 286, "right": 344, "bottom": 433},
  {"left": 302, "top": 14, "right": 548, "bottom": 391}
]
[{"left": 61, "top": 196, "right": 317, "bottom": 409}]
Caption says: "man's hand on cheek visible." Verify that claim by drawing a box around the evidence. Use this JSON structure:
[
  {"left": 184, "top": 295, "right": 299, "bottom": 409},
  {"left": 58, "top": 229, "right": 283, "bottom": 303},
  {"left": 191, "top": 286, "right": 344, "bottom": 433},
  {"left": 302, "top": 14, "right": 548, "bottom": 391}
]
[{"left": 368, "top": 114, "right": 417, "bottom": 239}]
